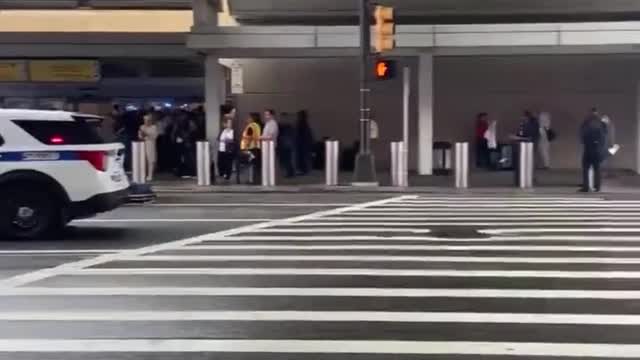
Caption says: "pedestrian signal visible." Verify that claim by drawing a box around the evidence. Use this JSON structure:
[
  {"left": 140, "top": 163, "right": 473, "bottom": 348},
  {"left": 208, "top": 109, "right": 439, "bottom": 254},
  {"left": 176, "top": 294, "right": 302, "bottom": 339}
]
[{"left": 374, "top": 59, "right": 396, "bottom": 80}]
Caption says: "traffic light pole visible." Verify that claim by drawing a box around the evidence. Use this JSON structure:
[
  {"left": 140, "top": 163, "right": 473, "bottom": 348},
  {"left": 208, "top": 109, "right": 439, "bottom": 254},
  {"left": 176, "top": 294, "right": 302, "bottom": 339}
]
[{"left": 353, "top": 0, "right": 378, "bottom": 185}]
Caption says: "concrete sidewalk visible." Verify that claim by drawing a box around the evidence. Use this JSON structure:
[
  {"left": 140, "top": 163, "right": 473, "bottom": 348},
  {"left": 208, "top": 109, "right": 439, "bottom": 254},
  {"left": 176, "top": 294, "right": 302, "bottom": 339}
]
[{"left": 148, "top": 169, "right": 640, "bottom": 195}]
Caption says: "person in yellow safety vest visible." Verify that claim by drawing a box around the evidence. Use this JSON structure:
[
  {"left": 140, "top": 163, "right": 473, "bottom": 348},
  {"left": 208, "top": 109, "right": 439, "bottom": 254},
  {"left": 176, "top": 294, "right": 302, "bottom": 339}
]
[
  {"left": 240, "top": 113, "right": 262, "bottom": 183},
  {"left": 240, "top": 113, "right": 262, "bottom": 151}
]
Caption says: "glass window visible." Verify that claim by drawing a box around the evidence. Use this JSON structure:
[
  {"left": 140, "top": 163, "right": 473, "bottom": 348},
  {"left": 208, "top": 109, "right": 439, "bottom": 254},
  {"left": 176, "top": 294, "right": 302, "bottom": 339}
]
[{"left": 12, "top": 118, "right": 104, "bottom": 145}]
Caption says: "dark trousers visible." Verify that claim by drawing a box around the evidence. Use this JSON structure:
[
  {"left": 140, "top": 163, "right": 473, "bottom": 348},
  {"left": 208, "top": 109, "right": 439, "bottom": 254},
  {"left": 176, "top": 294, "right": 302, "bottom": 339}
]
[
  {"left": 582, "top": 152, "right": 602, "bottom": 191},
  {"left": 279, "top": 147, "right": 295, "bottom": 178},
  {"left": 249, "top": 149, "right": 261, "bottom": 185},
  {"left": 217, "top": 151, "right": 234, "bottom": 180},
  {"left": 176, "top": 142, "right": 195, "bottom": 177},
  {"left": 476, "top": 139, "right": 489, "bottom": 168}
]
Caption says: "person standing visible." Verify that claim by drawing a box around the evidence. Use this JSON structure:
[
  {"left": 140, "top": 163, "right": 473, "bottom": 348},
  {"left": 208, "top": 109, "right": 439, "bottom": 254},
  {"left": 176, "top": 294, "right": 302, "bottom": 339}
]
[
  {"left": 579, "top": 108, "right": 608, "bottom": 192},
  {"left": 475, "top": 113, "right": 490, "bottom": 168},
  {"left": 510, "top": 111, "right": 541, "bottom": 185},
  {"left": 240, "top": 113, "right": 262, "bottom": 184},
  {"left": 138, "top": 113, "right": 159, "bottom": 182},
  {"left": 537, "top": 112, "right": 553, "bottom": 169},
  {"left": 262, "top": 109, "right": 279, "bottom": 142},
  {"left": 217, "top": 117, "right": 235, "bottom": 181},
  {"left": 295, "top": 110, "right": 314, "bottom": 175}
]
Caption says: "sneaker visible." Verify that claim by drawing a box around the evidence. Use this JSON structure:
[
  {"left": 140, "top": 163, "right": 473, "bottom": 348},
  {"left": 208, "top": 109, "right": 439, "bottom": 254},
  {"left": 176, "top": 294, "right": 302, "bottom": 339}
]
[{"left": 578, "top": 188, "right": 589, "bottom": 193}]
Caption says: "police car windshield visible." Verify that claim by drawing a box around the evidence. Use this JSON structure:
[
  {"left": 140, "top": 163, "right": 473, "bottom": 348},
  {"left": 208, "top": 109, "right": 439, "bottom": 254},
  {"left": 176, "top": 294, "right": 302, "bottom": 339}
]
[{"left": 13, "top": 118, "right": 104, "bottom": 146}]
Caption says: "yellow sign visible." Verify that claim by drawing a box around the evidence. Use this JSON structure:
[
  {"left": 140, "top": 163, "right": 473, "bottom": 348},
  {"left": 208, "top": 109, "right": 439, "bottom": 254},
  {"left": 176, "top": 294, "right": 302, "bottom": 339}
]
[
  {"left": 0, "top": 61, "right": 26, "bottom": 82},
  {"left": 29, "top": 60, "right": 100, "bottom": 82}
]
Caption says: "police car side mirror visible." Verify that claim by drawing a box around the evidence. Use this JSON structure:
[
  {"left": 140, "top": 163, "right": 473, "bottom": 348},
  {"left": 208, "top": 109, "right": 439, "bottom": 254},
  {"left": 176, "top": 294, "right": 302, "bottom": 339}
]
[{"left": 0, "top": 134, "right": 4, "bottom": 146}]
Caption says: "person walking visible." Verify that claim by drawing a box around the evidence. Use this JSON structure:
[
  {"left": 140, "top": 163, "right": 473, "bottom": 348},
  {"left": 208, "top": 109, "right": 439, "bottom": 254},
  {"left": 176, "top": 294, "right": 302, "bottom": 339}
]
[
  {"left": 295, "top": 110, "right": 314, "bottom": 175},
  {"left": 579, "top": 108, "right": 608, "bottom": 192},
  {"left": 217, "top": 117, "right": 235, "bottom": 181},
  {"left": 138, "top": 113, "right": 159, "bottom": 182}
]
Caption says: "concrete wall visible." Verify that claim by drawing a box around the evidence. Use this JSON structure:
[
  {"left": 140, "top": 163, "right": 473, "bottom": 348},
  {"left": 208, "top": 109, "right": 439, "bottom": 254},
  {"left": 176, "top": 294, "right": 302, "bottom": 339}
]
[
  {"left": 434, "top": 54, "right": 639, "bottom": 170},
  {"left": 232, "top": 57, "right": 419, "bottom": 169}
]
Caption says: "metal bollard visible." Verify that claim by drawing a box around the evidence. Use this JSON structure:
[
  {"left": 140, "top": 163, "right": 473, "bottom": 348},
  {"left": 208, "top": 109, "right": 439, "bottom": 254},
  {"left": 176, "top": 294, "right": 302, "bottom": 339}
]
[
  {"left": 399, "top": 142, "right": 408, "bottom": 187},
  {"left": 196, "top": 141, "right": 211, "bottom": 186},
  {"left": 131, "top": 141, "right": 146, "bottom": 184},
  {"left": 519, "top": 142, "right": 534, "bottom": 188},
  {"left": 391, "top": 142, "right": 406, "bottom": 187},
  {"left": 454, "top": 142, "right": 469, "bottom": 189},
  {"left": 325, "top": 140, "right": 339, "bottom": 186},
  {"left": 261, "top": 140, "right": 276, "bottom": 187}
]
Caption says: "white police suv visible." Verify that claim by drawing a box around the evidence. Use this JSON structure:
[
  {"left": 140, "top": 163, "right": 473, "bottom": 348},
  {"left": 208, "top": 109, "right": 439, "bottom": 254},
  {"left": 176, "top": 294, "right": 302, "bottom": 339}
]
[{"left": 0, "top": 109, "right": 129, "bottom": 239}]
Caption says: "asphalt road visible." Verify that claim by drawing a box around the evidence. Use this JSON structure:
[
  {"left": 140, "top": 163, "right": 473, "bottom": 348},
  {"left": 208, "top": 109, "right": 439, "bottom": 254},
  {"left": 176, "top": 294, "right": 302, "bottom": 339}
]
[
  {"left": 2, "top": 193, "right": 640, "bottom": 359},
  {"left": 0, "top": 193, "right": 388, "bottom": 280}
]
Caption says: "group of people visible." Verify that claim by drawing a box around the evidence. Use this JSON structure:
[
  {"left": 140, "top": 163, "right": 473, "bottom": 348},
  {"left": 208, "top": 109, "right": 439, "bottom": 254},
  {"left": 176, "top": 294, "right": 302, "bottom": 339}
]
[
  {"left": 111, "top": 104, "right": 206, "bottom": 181},
  {"left": 474, "top": 110, "right": 556, "bottom": 170},
  {"left": 474, "top": 108, "right": 616, "bottom": 192},
  {"left": 217, "top": 107, "right": 315, "bottom": 183},
  {"left": 112, "top": 103, "right": 316, "bottom": 184}
]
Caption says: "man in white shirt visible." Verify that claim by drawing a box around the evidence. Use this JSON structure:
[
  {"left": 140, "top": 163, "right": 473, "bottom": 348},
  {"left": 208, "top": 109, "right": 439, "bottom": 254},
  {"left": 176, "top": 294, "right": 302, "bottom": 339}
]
[{"left": 261, "top": 109, "right": 279, "bottom": 142}]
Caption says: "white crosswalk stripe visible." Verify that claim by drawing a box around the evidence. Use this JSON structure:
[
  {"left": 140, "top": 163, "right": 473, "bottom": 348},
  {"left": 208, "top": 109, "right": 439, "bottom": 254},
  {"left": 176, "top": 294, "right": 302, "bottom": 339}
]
[{"left": 5, "top": 195, "right": 640, "bottom": 359}]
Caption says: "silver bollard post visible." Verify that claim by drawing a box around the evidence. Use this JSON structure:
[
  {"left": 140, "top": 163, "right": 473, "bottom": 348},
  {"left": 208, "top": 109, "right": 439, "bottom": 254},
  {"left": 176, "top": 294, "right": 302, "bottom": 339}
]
[
  {"left": 196, "top": 141, "right": 211, "bottom": 186},
  {"left": 519, "top": 142, "right": 534, "bottom": 189},
  {"left": 390, "top": 142, "right": 401, "bottom": 187},
  {"left": 261, "top": 140, "right": 276, "bottom": 187},
  {"left": 325, "top": 140, "right": 339, "bottom": 186},
  {"left": 131, "top": 141, "right": 146, "bottom": 184},
  {"left": 454, "top": 142, "right": 469, "bottom": 189}
]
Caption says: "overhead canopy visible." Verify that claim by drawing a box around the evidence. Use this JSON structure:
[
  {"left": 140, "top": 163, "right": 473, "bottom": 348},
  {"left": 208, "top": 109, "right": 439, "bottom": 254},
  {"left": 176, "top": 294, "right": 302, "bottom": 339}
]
[
  {"left": 0, "top": 0, "right": 191, "bottom": 9},
  {"left": 228, "top": 0, "right": 640, "bottom": 24}
]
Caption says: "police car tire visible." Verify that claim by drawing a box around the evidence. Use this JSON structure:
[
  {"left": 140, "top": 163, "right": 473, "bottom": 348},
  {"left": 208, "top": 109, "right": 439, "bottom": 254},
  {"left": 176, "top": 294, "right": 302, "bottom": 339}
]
[{"left": 0, "top": 185, "right": 61, "bottom": 240}]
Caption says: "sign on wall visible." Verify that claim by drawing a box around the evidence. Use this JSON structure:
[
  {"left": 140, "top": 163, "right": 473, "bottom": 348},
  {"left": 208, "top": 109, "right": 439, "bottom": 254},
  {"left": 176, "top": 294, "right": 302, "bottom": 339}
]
[
  {"left": 0, "top": 61, "right": 27, "bottom": 82},
  {"left": 29, "top": 60, "right": 100, "bottom": 82},
  {"left": 230, "top": 61, "right": 243, "bottom": 94}
]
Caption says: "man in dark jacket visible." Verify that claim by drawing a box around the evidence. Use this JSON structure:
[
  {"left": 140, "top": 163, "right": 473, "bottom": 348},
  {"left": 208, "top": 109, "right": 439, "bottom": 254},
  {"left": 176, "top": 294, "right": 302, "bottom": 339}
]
[{"left": 579, "top": 108, "right": 608, "bottom": 192}]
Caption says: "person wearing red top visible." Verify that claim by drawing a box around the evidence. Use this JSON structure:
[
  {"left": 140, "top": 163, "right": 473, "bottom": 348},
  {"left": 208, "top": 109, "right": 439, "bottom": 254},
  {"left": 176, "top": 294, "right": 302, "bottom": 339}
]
[{"left": 475, "top": 112, "right": 490, "bottom": 168}]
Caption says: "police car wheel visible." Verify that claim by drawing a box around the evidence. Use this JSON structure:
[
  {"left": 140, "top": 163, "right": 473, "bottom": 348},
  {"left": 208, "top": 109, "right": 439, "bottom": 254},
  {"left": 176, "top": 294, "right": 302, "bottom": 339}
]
[{"left": 0, "top": 187, "right": 59, "bottom": 239}]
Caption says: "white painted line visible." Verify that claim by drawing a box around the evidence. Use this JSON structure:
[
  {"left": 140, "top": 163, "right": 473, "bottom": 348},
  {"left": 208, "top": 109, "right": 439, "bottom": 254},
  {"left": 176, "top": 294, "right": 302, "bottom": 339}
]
[
  {"left": 118, "top": 254, "right": 640, "bottom": 264},
  {"left": 0, "top": 195, "right": 410, "bottom": 288},
  {"left": 396, "top": 199, "right": 623, "bottom": 203},
  {"left": 285, "top": 221, "right": 640, "bottom": 227},
  {"left": 0, "top": 250, "right": 121, "bottom": 254},
  {"left": 399, "top": 197, "right": 601, "bottom": 201},
  {"left": 484, "top": 228, "right": 640, "bottom": 234},
  {"left": 74, "top": 219, "right": 273, "bottom": 223},
  {"left": 183, "top": 244, "right": 640, "bottom": 252},
  {"left": 2, "top": 287, "right": 640, "bottom": 299},
  {"left": 141, "top": 203, "right": 353, "bottom": 207},
  {"left": 349, "top": 209, "right": 640, "bottom": 214},
  {"left": 70, "top": 268, "right": 640, "bottom": 278},
  {"left": 342, "top": 209, "right": 640, "bottom": 218},
  {"left": 0, "top": 339, "right": 638, "bottom": 357},
  {"left": 324, "top": 216, "right": 640, "bottom": 221},
  {"left": 365, "top": 204, "right": 640, "bottom": 208},
  {"left": 252, "top": 228, "right": 432, "bottom": 233},
  {"left": 199, "top": 235, "right": 640, "bottom": 242},
  {"left": 2, "top": 310, "right": 640, "bottom": 325}
]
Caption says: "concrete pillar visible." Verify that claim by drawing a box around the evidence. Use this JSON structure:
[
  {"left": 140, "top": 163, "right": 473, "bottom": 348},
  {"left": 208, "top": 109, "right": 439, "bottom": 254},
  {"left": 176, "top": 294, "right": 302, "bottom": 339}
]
[
  {"left": 418, "top": 53, "right": 434, "bottom": 175},
  {"left": 192, "top": 0, "right": 219, "bottom": 27},
  {"left": 637, "top": 80, "right": 640, "bottom": 174},
  {"left": 204, "top": 55, "right": 225, "bottom": 146}
]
